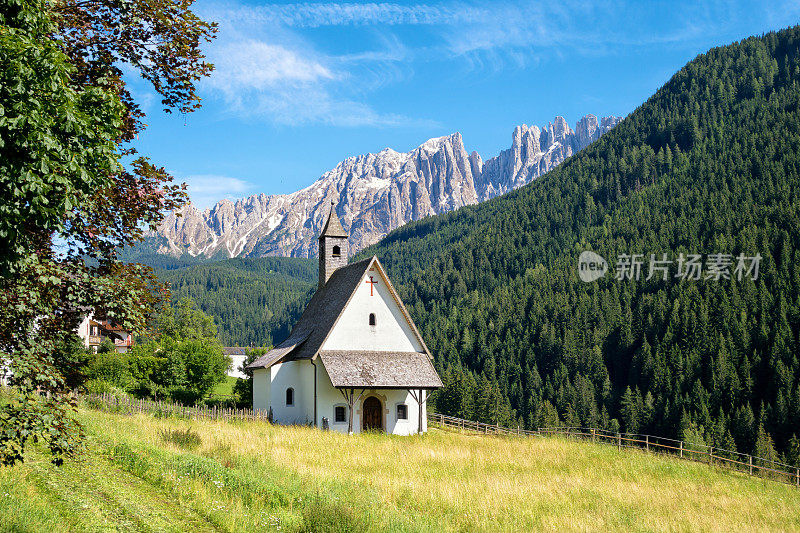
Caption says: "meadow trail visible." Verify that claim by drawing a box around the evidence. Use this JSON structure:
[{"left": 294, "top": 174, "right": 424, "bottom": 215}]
[{"left": 6, "top": 442, "right": 222, "bottom": 533}]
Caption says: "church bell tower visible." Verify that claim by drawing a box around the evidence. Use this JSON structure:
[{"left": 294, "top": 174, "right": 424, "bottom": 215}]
[{"left": 318, "top": 200, "right": 349, "bottom": 289}]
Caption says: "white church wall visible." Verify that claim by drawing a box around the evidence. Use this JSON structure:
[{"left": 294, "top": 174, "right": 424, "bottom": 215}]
[
  {"left": 316, "top": 361, "right": 427, "bottom": 435},
  {"left": 269, "top": 360, "right": 315, "bottom": 425},
  {"left": 255, "top": 359, "right": 430, "bottom": 434},
  {"left": 252, "top": 368, "right": 270, "bottom": 412},
  {"left": 316, "top": 363, "right": 349, "bottom": 431},
  {"left": 379, "top": 389, "right": 427, "bottom": 436},
  {"left": 321, "top": 265, "right": 424, "bottom": 353}
]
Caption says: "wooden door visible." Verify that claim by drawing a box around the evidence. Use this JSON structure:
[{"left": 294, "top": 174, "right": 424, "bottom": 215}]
[{"left": 362, "top": 396, "right": 382, "bottom": 432}]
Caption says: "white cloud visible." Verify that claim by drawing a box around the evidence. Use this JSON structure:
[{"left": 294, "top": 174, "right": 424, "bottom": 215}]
[
  {"left": 206, "top": 40, "right": 333, "bottom": 95},
  {"left": 198, "top": 4, "right": 431, "bottom": 127},
  {"left": 203, "top": 38, "right": 430, "bottom": 126},
  {"left": 181, "top": 174, "right": 254, "bottom": 210},
  {"left": 241, "top": 84, "right": 437, "bottom": 127}
]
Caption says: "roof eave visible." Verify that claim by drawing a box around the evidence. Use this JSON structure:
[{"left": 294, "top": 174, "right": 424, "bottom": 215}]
[{"left": 332, "top": 385, "right": 442, "bottom": 390}]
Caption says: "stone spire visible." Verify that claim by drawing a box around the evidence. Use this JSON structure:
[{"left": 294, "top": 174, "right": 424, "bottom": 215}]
[{"left": 318, "top": 201, "right": 349, "bottom": 289}]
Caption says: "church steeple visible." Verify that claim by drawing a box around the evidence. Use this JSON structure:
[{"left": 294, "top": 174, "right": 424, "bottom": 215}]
[{"left": 318, "top": 201, "right": 348, "bottom": 289}]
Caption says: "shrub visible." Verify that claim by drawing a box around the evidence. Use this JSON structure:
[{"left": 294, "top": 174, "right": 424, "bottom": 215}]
[{"left": 85, "top": 352, "right": 134, "bottom": 390}]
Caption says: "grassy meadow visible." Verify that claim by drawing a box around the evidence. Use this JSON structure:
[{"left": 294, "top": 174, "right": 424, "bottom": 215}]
[
  {"left": 208, "top": 376, "right": 240, "bottom": 398},
  {"left": 2, "top": 407, "right": 799, "bottom": 532}
]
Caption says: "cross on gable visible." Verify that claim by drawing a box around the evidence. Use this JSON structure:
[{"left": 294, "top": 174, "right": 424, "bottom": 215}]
[{"left": 365, "top": 275, "right": 378, "bottom": 296}]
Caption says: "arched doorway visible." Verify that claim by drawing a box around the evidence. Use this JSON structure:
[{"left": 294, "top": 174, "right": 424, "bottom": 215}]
[{"left": 362, "top": 396, "right": 383, "bottom": 432}]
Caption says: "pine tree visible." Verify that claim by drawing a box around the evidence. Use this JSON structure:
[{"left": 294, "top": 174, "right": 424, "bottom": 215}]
[{"left": 754, "top": 423, "right": 779, "bottom": 466}]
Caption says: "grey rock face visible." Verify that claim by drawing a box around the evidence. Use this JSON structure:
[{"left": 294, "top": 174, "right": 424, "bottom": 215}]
[{"left": 153, "top": 114, "right": 622, "bottom": 259}]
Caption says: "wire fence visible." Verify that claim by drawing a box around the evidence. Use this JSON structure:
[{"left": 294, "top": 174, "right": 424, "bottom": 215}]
[{"left": 427, "top": 412, "right": 800, "bottom": 487}]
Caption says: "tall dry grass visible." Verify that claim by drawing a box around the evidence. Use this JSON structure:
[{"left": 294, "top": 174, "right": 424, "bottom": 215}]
[{"left": 2, "top": 407, "right": 800, "bottom": 531}]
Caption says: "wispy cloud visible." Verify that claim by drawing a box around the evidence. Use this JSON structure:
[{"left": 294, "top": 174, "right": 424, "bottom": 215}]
[
  {"left": 181, "top": 174, "right": 255, "bottom": 210},
  {"left": 197, "top": 0, "right": 731, "bottom": 126},
  {"left": 198, "top": 4, "right": 430, "bottom": 127},
  {"left": 208, "top": 40, "right": 334, "bottom": 93},
  {"left": 234, "top": 2, "right": 487, "bottom": 28}
]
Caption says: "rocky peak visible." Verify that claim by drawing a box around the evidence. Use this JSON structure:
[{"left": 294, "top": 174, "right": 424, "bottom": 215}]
[
  {"left": 150, "top": 113, "right": 622, "bottom": 259},
  {"left": 575, "top": 114, "right": 600, "bottom": 147},
  {"left": 544, "top": 116, "right": 573, "bottom": 145}
]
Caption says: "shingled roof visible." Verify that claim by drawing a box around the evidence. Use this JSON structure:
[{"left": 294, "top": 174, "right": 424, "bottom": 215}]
[
  {"left": 247, "top": 257, "right": 374, "bottom": 369},
  {"left": 319, "top": 351, "right": 442, "bottom": 389},
  {"left": 319, "top": 203, "right": 348, "bottom": 239}
]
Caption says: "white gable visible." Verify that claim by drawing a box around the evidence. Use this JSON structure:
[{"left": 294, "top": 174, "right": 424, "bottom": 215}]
[{"left": 321, "top": 264, "right": 424, "bottom": 353}]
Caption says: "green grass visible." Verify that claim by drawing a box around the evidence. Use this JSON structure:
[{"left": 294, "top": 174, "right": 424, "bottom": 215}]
[
  {"left": 209, "top": 376, "right": 239, "bottom": 398},
  {"left": 2, "top": 407, "right": 800, "bottom": 532}
]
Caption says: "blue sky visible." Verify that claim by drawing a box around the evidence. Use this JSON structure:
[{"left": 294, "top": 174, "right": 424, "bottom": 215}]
[{"left": 127, "top": 1, "right": 800, "bottom": 209}]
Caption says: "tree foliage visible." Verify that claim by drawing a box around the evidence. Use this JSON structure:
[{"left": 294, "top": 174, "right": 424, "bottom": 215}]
[
  {"left": 0, "top": 0, "right": 214, "bottom": 465},
  {"left": 157, "top": 257, "right": 316, "bottom": 346},
  {"left": 85, "top": 298, "right": 230, "bottom": 404}
]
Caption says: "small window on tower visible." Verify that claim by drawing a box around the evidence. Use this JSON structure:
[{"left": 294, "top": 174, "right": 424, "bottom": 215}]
[
  {"left": 369, "top": 313, "right": 376, "bottom": 326},
  {"left": 396, "top": 404, "right": 408, "bottom": 420},
  {"left": 334, "top": 405, "right": 346, "bottom": 423},
  {"left": 332, "top": 245, "right": 341, "bottom": 257}
]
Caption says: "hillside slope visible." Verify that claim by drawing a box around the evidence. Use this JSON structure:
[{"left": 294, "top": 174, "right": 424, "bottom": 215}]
[
  {"left": 158, "top": 257, "right": 315, "bottom": 347},
  {"left": 358, "top": 27, "right": 800, "bottom": 462},
  {"left": 2, "top": 408, "right": 798, "bottom": 532}
]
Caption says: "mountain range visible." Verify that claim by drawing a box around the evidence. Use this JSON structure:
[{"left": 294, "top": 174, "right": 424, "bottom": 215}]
[{"left": 151, "top": 114, "right": 621, "bottom": 259}]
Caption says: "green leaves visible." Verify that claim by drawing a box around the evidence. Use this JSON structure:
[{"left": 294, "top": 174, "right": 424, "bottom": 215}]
[
  {"left": 0, "top": 0, "right": 212, "bottom": 466},
  {"left": 0, "top": 4, "right": 123, "bottom": 270},
  {"left": 86, "top": 299, "right": 230, "bottom": 404}
]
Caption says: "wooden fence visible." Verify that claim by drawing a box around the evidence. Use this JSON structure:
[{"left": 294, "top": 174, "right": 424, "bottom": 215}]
[
  {"left": 427, "top": 412, "right": 800, "bottom": 487},
  {"left": 84, "top": 393, "right": 270, "bottom": 422}
]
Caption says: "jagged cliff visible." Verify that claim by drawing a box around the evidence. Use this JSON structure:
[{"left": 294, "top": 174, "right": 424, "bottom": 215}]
[{"left": 153, "top": 114, "right": 622, "bottom": 258}]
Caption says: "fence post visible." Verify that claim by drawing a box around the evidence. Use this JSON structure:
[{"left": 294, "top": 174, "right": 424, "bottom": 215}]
[
  {"left": 645, "top": 435, "right": 649, "bottom": 452},
  {"left": 617, "top": 433, "right": 621, "bottom": 451},
  {"left": 680, "top": 441, "right": 683, "bottom": 458},
  {"left": 592, "top": 428, "right": 596, "bottom": 443},
  {"left": 709, "top": 446, "right": 713, "bottom": 465},
  {"left": 796, "top": 467, "right": 799, "bottom": 487}
]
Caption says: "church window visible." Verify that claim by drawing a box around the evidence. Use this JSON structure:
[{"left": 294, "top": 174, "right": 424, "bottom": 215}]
[
  {"left": 334, "top": 405, "right": 346, "bottom": 423},
  {"left": 332, "top": 245, "right": 341, "bottom": 257},
  {"left": 369, "top": 313, "right": 376, "bottom": 326},
  {"left": 396, "top": 404, "right": 408, "bottom": 420},
  {"left": 286, "top": 387, "right": 294, "bottom": 406}
]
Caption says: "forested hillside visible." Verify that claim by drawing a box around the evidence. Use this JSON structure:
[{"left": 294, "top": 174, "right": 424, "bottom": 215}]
[
  {"left": 157, "top": 257, "right": 315, "bottom": 347},
  {"left": 357, "top": 27, "right": 800, "bottom": 464}
]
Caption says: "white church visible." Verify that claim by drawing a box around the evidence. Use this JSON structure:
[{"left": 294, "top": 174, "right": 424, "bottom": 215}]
[{"left": 247, "top": 204, "right": 442, "bottom": 435}]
